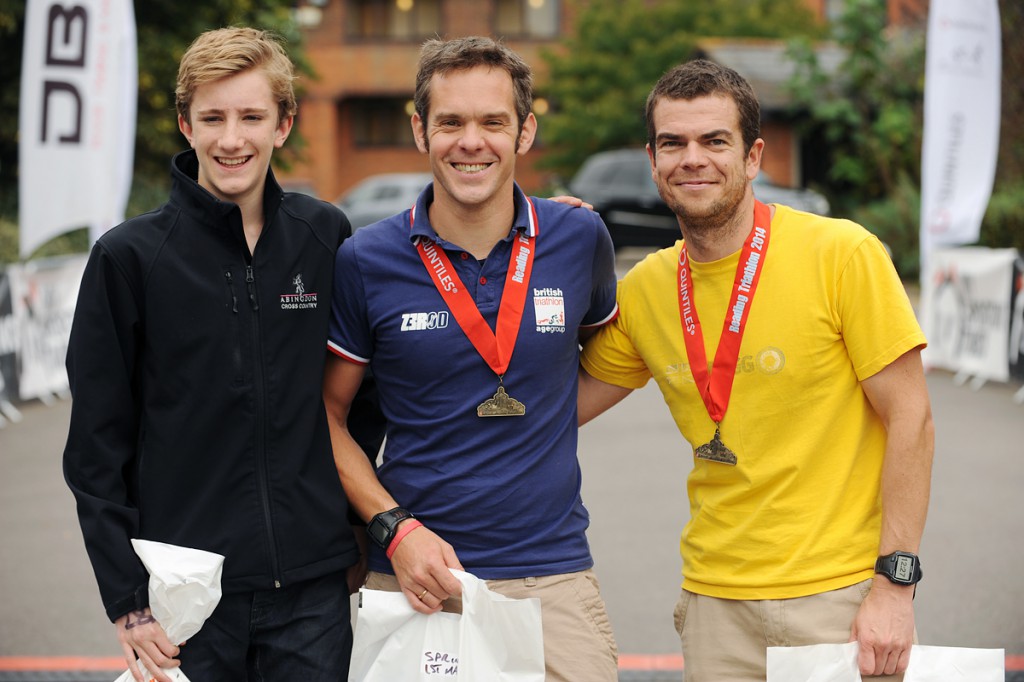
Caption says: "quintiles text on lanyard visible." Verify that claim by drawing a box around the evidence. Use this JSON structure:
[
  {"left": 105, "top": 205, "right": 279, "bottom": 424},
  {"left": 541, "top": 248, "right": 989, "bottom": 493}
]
[
  {"left": 410, "top": 201, "right": 538, "bottom": 417},
  {"left": 677, "top": 200, "right": 771, "bottom": 464}
]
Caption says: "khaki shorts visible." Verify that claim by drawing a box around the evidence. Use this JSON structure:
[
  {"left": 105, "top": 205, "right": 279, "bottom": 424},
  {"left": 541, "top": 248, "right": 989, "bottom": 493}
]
[
  {"left": 366, "top": 569, "right": 618, "bottom": 682},
  {"left": 675, "top": 579, "right": 914, "bottom": 682}
]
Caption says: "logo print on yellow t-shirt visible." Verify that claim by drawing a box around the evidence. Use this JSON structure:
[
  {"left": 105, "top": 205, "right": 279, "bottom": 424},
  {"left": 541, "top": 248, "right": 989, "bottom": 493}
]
[{"left": 756, "top": 347, "right": 785, "bottom": 375}]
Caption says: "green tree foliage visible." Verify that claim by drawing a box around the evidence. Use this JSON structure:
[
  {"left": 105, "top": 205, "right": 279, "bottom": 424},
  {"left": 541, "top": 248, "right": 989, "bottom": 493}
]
[
  {"left": 540, "top": 0, "right": 822, "bottom": 179},
  {"left": 132, "top": 0, "right": 310, "bottom": 179},
  {"left": 996, "top": 0, "right": 1024, "bottom": 185},
  {"left": 785, "top": 0, "right": 925, "bottom": 215},
  {"left": 0, "top": 0, "right": 26, "bottom": 208},
  {"left": 0, "top": 0, "right": 308, "bottom": 263},
  {"left": 789, "top": 0, "right": 1023, "bottom": 278}
]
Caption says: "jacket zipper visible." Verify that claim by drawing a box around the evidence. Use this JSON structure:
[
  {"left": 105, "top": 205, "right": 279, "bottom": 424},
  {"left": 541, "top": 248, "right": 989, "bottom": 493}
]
[
  {"left": 224, "top": 270, "right": 239, "bottom": 313},
  {"left": 246, "top": 264, "right": 281, "bottom": 588},
  {"left": 224, "top": 270, "right": 243, "bottom": 380}
]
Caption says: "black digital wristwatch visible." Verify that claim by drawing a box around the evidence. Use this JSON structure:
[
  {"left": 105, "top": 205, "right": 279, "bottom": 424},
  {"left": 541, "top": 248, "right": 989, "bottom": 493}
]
[
  {"left": 366, "top": 507, "right": 415, "bottom": 550},
  {"left": 874, "top": 551, "right": 923, "bottom": 586}
]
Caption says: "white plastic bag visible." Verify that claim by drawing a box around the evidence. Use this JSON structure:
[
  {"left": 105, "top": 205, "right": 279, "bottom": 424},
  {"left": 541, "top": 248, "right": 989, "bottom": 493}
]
[
  {"left": 767, "top": 642, "right": 861, "bottom": 682},
  {"left": 112, "top": 539, "right": 225, "bottom": 682},
  {"left": 904, "top": 645, "right": 1004, "bottom": 682},
  {"left": 767, "top": 643, "right": 1005, "bottom": 682},
  {"left": 349, "top": 569, "right": 545, "bottom": 682}
]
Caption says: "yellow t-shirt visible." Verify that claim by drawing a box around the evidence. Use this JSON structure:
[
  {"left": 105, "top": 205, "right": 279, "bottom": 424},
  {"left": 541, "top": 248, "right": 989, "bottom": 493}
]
[{"left": 581, "top": 205, "right": 927, "bottom": 599}]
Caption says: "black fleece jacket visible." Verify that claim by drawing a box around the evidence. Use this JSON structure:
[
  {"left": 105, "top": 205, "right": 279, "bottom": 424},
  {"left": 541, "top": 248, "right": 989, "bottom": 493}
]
[{"left": 63, "top": 150, "right": 384, "bottom": 622}]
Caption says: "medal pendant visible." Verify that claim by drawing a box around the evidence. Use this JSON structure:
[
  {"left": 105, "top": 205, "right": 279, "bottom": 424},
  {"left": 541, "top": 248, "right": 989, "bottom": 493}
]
[
  {"left": 694, "top": 427, "right": 737, "bottom": 465},
  {"left": 477, "top": 385, "right": 526, "bottom": 417}
]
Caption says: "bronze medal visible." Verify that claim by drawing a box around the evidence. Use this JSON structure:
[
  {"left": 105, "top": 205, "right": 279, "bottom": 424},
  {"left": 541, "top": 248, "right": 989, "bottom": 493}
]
[
  {"left": 476, "top": 384, "right": 526, "bottom": 417},
  {"left": 694, "top": 426, "right": 737, "bottom": 465}
]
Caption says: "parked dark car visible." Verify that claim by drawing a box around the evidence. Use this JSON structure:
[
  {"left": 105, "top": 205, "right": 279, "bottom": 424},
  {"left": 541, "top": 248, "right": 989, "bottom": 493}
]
[
  {"left": 567, "top": 148, "right": 830, "bottom": 250},
  {"left": 335, "top": 172, "right": 433, "bottom": 230}
]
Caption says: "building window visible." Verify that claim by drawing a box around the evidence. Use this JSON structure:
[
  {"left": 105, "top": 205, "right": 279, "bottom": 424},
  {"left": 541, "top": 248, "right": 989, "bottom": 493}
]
[
  {"left": 346, "top": 0, "right": 441, "bottom": 40},
  {"left": 494, "top": 0, "right": 558, "bottom": 39},
  {"left": 349, "top": 97, "right": 415, "bottom": 146}
]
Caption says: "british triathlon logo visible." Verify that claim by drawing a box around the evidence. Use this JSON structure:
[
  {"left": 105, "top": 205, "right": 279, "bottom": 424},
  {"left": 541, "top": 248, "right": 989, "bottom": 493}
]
[
  {"left": 280, "top": 274, "right": 319, "bottom": 310},
  {"left": 534, "top": 287, "right": 565, "bottom": 334},
  {"left": 401, "top": 311, "right": 450, "bottom": 331}
]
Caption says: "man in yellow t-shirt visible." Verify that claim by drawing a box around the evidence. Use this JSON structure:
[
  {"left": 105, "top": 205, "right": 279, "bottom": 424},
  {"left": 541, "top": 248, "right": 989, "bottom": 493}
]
[{"left": 579, "top": 59, "right": 934, "bottom": 682}]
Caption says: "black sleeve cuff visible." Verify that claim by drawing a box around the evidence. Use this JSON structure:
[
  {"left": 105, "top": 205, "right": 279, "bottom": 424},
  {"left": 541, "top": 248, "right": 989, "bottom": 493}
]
[{"left": 105, "top": 582, "right": 150, "bottom": 623}]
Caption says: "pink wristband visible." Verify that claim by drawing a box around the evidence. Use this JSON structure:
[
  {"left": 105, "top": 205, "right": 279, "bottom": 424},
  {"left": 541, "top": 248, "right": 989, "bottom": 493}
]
[{"left": 386, "top": 519, "right": 424, "bottom": 559}]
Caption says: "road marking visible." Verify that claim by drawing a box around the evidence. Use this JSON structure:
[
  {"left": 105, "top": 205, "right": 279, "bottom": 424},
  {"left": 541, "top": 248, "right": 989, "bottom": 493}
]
[
  {"left": 0, "top": 657, "right": 124, "bottom": 670},
  {"left": 617, "top": 654, "right": 685, "bottom": 670}
]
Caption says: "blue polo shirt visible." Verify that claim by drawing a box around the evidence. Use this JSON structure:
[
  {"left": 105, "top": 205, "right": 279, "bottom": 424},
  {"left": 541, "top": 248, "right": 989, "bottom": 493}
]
[{"left": 328, "top": 183, "right": 618, "bottom": 578}]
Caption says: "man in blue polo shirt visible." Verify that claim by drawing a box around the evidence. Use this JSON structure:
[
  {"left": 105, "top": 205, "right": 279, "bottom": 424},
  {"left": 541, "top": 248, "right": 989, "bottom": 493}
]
[{"left": 322, "top": 36, "right": 619, "bottom": 682}]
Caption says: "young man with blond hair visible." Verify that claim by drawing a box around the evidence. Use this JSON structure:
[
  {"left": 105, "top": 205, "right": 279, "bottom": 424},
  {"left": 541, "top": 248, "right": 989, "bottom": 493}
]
[{"left": 64, "top": 27, "right": 383, "bottom": 682}]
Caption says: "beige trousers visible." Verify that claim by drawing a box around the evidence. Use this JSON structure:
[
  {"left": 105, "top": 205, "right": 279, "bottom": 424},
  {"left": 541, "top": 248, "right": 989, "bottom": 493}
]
[{"left": 675, "top": 579, "right": 913, "bottom": 682}]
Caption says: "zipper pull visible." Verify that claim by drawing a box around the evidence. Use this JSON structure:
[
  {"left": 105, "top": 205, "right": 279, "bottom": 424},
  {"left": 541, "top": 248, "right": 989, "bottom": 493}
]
[
  {"left": 246, "top": 265, "right": 259, "bottom": 311},
  {"left": 224, "top": 271, "right": 238, "bottom": 313}
]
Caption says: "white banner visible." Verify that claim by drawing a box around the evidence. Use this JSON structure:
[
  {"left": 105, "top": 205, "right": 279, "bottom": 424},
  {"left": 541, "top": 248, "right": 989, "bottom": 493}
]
[
  {"left": 921, "top": 247, "right": 1017, "bottom": 382},
  {"left": 919, "top": 0, "right": 1001, "bottom": 268},
  {"left": 8, "top": 255, "right": 89, "bottom": 401},
  {"left": 18, "top": 0, "right": 137, "bottom": 258}
]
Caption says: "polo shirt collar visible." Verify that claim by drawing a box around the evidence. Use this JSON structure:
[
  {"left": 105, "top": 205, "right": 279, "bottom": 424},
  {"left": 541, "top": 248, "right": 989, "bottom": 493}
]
[{"left": 408, "top": 181, "right": 538, "bottom": 244}]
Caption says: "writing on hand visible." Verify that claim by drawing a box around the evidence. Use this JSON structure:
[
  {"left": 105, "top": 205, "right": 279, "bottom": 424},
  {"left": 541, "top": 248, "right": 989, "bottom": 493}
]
[{"left": 124, "top": 609, "right": 157, "bottom": 630}]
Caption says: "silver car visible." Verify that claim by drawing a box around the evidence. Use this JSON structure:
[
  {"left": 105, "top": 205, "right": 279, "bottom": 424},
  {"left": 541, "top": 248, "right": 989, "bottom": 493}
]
[{"left": 335, "top": 172, "right": 433, "bottom": 231}]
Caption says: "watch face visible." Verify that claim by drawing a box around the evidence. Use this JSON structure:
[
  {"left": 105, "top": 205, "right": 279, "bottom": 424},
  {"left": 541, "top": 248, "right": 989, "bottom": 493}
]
[
  {"left": 368, "top": 521, "right": 388, "bottom": 545},
  {"left": 894, "top": 555, "right": 915, "bottom": 582}
]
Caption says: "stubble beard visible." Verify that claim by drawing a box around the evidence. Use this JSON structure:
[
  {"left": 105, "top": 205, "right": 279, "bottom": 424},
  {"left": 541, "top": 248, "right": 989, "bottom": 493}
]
[{"left": 664, "top": 190, "right": 744, "bottom": 239}]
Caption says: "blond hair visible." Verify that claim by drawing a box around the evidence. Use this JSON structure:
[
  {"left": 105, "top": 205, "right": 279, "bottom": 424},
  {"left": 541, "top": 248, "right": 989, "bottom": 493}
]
[{"left": 176, "top": 27, "right": 296, "bottom": 125}]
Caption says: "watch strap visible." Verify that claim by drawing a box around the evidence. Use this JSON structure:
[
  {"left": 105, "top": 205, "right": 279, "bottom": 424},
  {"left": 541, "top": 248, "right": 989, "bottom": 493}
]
[{"left": 367, "top": 506, "right": 415, "bottom": 550}]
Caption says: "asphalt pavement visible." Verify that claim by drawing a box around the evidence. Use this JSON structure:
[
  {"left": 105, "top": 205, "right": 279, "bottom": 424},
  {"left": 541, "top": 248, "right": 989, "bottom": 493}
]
[{"left": 1, "top": 252, "right": 1021, "bottom": 680}]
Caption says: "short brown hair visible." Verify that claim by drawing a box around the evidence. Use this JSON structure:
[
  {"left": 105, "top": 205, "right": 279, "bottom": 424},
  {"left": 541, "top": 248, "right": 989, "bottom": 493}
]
[
  {"left": 414, "top": 36, "right": 534, "bottom": 134},
  {"left": 645, "top": 59, "right": 761, "bottom": 153},
  {"left": 176, "top": 27, "right": 296, "bottom": 125}
]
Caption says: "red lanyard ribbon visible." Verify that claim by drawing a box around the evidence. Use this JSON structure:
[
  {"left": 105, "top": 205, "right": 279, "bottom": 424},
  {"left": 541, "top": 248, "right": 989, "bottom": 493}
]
[
  {"left": 678, "top": 200, "right": 771, "bottom": 423},
  {"left": 411, "top": 200, "right": 538, "bottom": 376}
]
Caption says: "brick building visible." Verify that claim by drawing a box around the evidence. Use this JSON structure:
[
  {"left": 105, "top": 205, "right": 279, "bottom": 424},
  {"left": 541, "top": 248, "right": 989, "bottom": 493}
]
[{"left": 284, "top": 0, "right": 926, "bottom": 201}]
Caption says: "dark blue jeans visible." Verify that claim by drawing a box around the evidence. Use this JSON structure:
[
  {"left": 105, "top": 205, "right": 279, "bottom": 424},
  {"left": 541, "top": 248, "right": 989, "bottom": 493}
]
[{"left": 177, "top": 570, "right": 352, "bottom": 681}]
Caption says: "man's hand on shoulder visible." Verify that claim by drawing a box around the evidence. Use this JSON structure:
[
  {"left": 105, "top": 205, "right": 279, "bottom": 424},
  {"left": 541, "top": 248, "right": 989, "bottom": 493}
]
[
  {"left": 548, "top": 195, "right": 594, "bottom": 211},
  {"left": 115, "top": 608, "right": 180, "bottom": 682},
  {"left": 849, "top": 578, "right": 916, "bottom": 677},
  {"left": 389, "top": 525, "right": 464, "bottom": 614}
]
